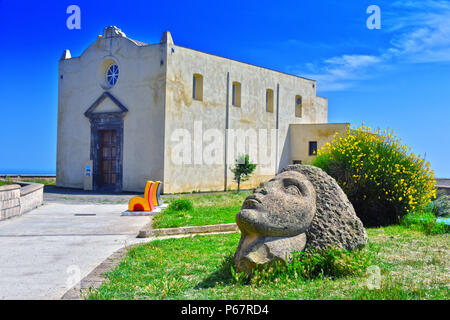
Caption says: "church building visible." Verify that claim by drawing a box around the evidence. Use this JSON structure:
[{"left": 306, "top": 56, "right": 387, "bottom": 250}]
[{"left": 56, "top": 26, "right": 347, "bottom": 193}]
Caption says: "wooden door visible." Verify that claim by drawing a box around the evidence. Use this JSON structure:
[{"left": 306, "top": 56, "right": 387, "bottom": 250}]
[{"left": 99, "top": 130, "right": 117, "bottom": 188}]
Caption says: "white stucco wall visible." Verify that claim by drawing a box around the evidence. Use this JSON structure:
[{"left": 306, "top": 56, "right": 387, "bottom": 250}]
[
  {"left": 164, "top": 44, "right": 328, "bottom": 193},
  {"left": 57, "top": 29, "right": 166, "bottom": 192},
  {"left": 289, "top": 123, "right": 349, "bottom": 165}
]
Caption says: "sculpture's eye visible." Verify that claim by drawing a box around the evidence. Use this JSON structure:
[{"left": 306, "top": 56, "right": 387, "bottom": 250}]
[
  {"left": 285, "top": 184, "right": 300, "bottom": 195},
  {"left": 282, "top": 178, "right": 304, "bottom": 196}
]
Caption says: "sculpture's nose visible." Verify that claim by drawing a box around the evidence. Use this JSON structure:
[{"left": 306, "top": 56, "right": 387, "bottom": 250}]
[
  {"left": 254, "top": 184, "right": 268, "bottom": 195},
  {"left": 245, "top": 192, "right": 266, "bottom": 208}
]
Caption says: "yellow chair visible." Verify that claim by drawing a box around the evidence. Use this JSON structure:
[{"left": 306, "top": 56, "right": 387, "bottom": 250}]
[
  {"left": 151, "top": 181, "right": 160, "bottom": 207},
  {"left": 128, "top": 181, "right": 155, "bottom": 211}
]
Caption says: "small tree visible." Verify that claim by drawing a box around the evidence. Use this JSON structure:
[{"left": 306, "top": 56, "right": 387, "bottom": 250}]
[{"left": 231, "top": 154, "right": 257, "bottom": 193}]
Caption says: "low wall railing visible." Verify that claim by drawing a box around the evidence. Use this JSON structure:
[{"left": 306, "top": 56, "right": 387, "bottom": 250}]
[{"left": 0, "top": 181, "right": 44, "bottom": 221}]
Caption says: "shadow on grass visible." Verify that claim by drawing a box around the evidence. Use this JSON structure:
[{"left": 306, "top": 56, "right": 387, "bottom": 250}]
[{"left": 195, "top": 254, "right": 237, "bottom": 289}]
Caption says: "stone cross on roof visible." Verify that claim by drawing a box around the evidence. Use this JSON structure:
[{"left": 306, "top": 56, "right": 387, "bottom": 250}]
[{"left": 102, "top": 26, "right": 126, "bottom": 38}]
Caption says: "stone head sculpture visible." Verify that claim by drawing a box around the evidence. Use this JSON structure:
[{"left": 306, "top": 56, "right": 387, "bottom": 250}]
[
  {"left": 237, "top": 170, "right": 316, "bottom": 237},
  {"left": 234, "top": 164, "right": 367, "bottom": 275}
]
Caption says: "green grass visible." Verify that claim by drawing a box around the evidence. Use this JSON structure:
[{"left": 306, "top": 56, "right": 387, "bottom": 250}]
[
  {"left": 20, "top": 178, "right": 56, "bottom": 185},
  {"left": 153, "top": 192, "right": 250, "bottom": 228},
  {"left": 0, "top": 178, "right": 55, "bottom": 186},
  {"left": 401, "top": 210, "right": 449, "bottom": 235},
  {"left": 0, "top": 177, "right": 14, "bottom": 186},
  {"left": 87, "top": 225, "right": 449, "bottom": 300}
]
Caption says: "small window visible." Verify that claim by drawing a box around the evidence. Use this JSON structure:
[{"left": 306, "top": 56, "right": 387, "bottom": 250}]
[
  {"left": 295, "top": 95, "right": 302, "bottom": 117},
  {"left": 309, "top": 141, "right": 318, "bottom": 156},
  {"left": 193, "top": 74, "right": 203, "bottom": 101},
  {"left": 266, "top": 89, "right": 274, "bottom": 113},
  {"left": 293, "top": 160, "right": 302, "bottom": 165},
  {"left": 232, "top": 82, "right": 241, "bottom": 107},
  {"left": 106, "top": 64, "right": 119, "bottom": 87}
]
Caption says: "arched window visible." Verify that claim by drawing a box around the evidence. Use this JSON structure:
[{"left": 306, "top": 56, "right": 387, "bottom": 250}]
[
  {"left": 232, "top": 82, "right": 241, "bottom": 107},
  {"left": 295, "top": 95, "right": 302, "bottom": 117},
  {"left": 193, "top": 74, "right": 203, "bottom": 101},
  {"left": 266, "top": 89, "right": 274, "bottom": 113}
]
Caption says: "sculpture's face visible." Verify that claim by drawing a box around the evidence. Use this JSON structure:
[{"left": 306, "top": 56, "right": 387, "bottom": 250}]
[{"left": 236, "top": 171, "right": 316, "bottom": 237}]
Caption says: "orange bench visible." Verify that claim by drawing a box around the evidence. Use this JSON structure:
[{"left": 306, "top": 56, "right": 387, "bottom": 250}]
[{"left": 128, "top": 180, "right": 162, "bottom": 212}]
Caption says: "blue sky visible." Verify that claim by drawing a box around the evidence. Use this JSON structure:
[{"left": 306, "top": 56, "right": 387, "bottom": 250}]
[{"left": 0, "top": 0, "right": 449, "bottom": 177}]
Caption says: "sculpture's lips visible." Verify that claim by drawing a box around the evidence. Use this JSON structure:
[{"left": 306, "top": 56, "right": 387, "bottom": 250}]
[
  {"left": 237, "top": 208, "right": 303, "bottom": 237},
  {"left": 236, "top": 208, "right": 260, "bottom": 234},
  {"left": 242, "top": 195, "right": 262, "bottom": 209}
]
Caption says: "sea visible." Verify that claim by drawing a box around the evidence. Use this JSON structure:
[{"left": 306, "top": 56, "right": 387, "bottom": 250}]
[
  {"left": 436, "top": 217, "right": 450, "bottom": 226},
  {"left": 0, "top": 169, "right": 56, "bottom": 175}
]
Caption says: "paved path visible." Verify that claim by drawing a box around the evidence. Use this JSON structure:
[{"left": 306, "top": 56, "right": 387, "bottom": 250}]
[
  {"left": 42, "top": 185, "right": 250, "bottom": 204},
  {"left": 0, "top": 200, "right": 151, "bottom": 300}
]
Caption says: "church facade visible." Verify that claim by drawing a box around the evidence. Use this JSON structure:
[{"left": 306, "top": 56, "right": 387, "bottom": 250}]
[{"left": 57, "top": 26, "right": 347, "bottom": 193}]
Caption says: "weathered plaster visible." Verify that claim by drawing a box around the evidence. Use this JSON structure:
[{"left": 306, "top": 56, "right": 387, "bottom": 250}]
[
  {"left": 164, "top": 44, "right": 327, "bottom": 193},
  {"left": 289, "top": 123, "right": 349, "bottom": 165}
]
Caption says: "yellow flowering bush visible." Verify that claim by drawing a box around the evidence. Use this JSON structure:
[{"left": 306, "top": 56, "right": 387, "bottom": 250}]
[{"left": 312, "top": 125, "right": 436, "bottom": 226}]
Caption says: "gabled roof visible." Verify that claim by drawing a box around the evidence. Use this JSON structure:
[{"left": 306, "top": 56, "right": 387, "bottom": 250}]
[{"left": 84, "top": 92, "right": 128, "bottom": 119}]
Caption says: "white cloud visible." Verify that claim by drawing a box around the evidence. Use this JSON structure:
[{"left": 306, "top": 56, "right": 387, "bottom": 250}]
[
  {"left": 391, "top": 0, "right": 450, "bottom": 10},
  {"left": 295, "top": 0, "right": 450, "bottom": 91},
  {"left": 389, "top": 12, "right": 450, "bottom": 63},
  {"left": 325, "top": 55, "right": 382, "bottom": 68},
  {"left": 301, "top": 55, "right": 383, "bottom": 91}
]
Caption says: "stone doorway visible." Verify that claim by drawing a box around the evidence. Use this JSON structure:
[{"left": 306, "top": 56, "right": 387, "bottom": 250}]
[{"left": 84, "top": 92, "right": 128, "bottom": 193}]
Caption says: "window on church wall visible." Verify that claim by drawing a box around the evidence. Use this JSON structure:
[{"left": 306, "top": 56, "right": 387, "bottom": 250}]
[
  {"left": 193, "top": 74, "right": 203, "bottom": 101},
  {"left": 106, "top": 64, "right": 119, "bottom": 87},
  {"left": 232, "top": 82, "right": 241, "bottom": 107},
  {"left": 295, "top": 95, "right": 303, "bottom": 117},
  {"left": 266, "top": 89, "right": 274, "bottom": 113},
  {"left": 309, "top": 141, "right": 318, "bottom": 156}
]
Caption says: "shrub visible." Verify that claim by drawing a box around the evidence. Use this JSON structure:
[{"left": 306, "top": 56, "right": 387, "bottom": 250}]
[
  {"left": 168, "top": 199, "right": 194, "bottom": 212},
  {"left": 433, "top": 192, "right": 450, "bottom": 217},
  {"left": 152, "top": 199, "right": 194, "bottom": 228},
  {"left": 232, "top": 247, "right": 372, "bottom": 285},
  {"left": 401, "top": 210, "right": 449, "bottom": 235},
  {"left": 0, "top": 176, "right": 14, "bottom": 186},
  {"left": 312, "top": 125, "right": 436, "bottom": 226}
]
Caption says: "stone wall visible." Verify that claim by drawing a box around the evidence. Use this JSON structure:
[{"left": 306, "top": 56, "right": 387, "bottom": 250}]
[
  {"left": 19, "top": 183, "right": 44, "bottom": 214},
  {"left": 436, "top": 185, "right": 450, "bottom": 196},
  {"left": 435, "top": 179, "right": 450, "bottom": 195},
  {"left": 0, "top": 182, "right": 43, "bottom": 221},
  {"left": 0, "top": 184, "right": 21, "bottom": 220},
  {"left": 0, "top": 174, "right": 55, "bottom": 182}
]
